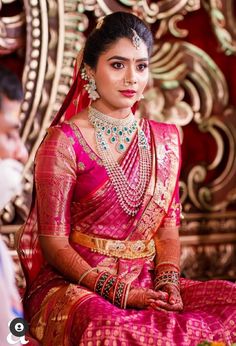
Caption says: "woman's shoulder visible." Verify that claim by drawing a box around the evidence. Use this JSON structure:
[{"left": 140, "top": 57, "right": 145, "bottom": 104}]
[
  {"left": 38, "top": 123, "right": 78, "bottom": 156},
  {"left": 35, "top": 124, "right": 77, "bottom": 165},
  {"left": 144, "top": 118, "right": 179, "bottom": 135},
  {"left": 44, "top": 123, "right": 73, "bottom": 143}
]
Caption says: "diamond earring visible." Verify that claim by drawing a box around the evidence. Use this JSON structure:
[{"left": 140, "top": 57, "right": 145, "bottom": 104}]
[
  {"left": 81, "top": 67, "right": 100, "bottom": 100},
  {"left": 85, "top": 78, "right": 100, "bottom": 101},
  {"left": 81, "top": 67, "right": 88, "bottom": 81}
]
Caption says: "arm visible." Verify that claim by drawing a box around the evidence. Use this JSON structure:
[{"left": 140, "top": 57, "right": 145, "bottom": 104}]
[
  {"left": 153, "top": 182, "right": 183, "bottom": 311},
  {"left": 35, "top": 127, "right": 97, "bottom": 290}
]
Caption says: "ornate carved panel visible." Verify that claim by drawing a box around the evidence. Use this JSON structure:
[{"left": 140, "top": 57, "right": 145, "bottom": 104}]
[
  {"left": 0, "top": 0, "right": 25, "bottom": 54},
  {"left": 0, "top": 0, "right": 235, "bottom": 281},
  {"left": 202, "top": 0, "right": 236, "bottom": 56}
]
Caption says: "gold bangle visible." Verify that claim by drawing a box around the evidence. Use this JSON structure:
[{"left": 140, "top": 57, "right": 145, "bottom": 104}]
[
  {"left": 123, "top": 283, "right": 131, "bottom": 309},
  {"left": 155, "top": 262, "right": 180, "bottom": 272},
  {"left": 78, "top": 267, "right": 98, "bottom": 285}
]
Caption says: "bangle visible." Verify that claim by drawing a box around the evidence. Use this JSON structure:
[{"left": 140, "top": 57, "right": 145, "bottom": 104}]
[
  {"left": 94, "top": 272, "right": 129, "bottom": 309},
  {"left": 114, "top": 280, "right": 126, "bottom": 307},
  {"left": 102, "top": 275, "right": 116, "bottom": 300},
  {"left": 78, "top": 267, "right": 98, "bottom": 285},
  {"left": 155, "top": 262, "right": 180, "bottom": 272},
  {"left": 154, "top": 270, "right": 180, "bottom": 291},
  {"left": 122, "top": 282, "right": 131, "bottom": 309},
  {"left": 94, "top": 272, "right": 110, "bottom": 295}
]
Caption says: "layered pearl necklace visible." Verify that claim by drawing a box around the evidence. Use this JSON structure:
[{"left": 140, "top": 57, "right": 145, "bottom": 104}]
[{"left": 88, "top": 106, "right": 151, "bottom": 216}]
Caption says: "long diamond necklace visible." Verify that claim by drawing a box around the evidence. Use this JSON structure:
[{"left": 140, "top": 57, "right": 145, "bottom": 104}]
[{"left": 88, "top": 106, "right": 151, "bottom": 216}]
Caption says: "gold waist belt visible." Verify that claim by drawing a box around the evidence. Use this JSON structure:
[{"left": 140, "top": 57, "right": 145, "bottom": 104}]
[{"left": 70, "top": 230, "right": 155, "bottom": 259}]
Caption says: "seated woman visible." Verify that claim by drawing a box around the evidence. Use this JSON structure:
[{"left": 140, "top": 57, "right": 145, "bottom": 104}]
[{"left": 18, "top": 11, "right": 236, "bottom": 346}]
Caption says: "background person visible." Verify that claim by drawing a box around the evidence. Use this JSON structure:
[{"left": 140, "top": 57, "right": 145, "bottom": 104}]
[
  {"left": 19, "top": 12, "right": 236, "bottom": 345},
  {"left": 0, "top": 64, "right": 28, "bottom": 210},
  {"left": 0, "top": 65, "right": 28, "bottom": 344}
]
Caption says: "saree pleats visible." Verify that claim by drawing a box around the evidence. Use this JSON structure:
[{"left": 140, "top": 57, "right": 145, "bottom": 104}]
[{"left": 28, "top": 277, "right": 236, "bottom": 345}]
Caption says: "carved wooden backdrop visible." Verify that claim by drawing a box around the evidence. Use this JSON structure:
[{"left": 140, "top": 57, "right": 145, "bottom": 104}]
[{"left": 0, "top": 0, "right": 236, "bottom": 285}]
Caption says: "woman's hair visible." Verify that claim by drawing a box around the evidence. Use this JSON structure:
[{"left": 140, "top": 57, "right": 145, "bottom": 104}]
[{"left": 83, "top": 12, "right": 153, "bottom": 69}]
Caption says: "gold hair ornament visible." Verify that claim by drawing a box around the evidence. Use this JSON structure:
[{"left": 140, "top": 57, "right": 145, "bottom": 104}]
[
  {"left": 96, "top": 16, "right": 104, "bottom": 29},
  {"left": 131, "top": 29, "right": 141, "bottom": 49}
]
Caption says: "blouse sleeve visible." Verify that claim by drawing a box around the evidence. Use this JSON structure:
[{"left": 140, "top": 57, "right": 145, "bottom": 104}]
[
  {"left": 153, "top": 184, "right": 181, "bottom": 273},
  {"left": 154, "top": 124, "right": 181, "bottom": 271},
  {"left": 159, "top": 182, "right": 181, "bottom": 231},
  {"left": 35, "top": 126, "right": 77, "bottom": 237}
]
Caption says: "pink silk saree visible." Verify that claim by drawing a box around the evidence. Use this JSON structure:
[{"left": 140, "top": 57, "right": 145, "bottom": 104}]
[{"left": 18, "top": 119, "right": 236, "bottom": 346}]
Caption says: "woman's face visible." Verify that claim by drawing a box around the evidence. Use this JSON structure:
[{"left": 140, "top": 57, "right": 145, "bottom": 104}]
[{"left": 88, "top": 37, "right": 149, "bottom": 115}]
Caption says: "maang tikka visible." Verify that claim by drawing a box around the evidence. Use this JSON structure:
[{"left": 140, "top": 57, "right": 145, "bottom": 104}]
[
  {"left": 81, "top": 67, "right": 100, "bottom": 101},
  {"left": 131, "top": 29, "right": 141, "bottom": 49}
]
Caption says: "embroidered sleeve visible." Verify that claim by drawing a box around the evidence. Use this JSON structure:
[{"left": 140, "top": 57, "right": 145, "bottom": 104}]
[
  {"left": 160, "top": 183, "right": 181, "bottom": 230},
  {"left": 35, "top": 127, "right": 77, "bottom": 236},
  {"left": 153, "top": 183, "right": 181, "bottom": 272}
]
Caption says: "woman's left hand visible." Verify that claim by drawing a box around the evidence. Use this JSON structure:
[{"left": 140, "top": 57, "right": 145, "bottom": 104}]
[{"left": 151, "top": 284, "right": 183, "bottom": 312}]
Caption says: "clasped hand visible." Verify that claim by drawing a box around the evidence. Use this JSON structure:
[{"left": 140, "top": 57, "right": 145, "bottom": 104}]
[{"left": 127, "top": 284, "right": 183, "bottom": 312}]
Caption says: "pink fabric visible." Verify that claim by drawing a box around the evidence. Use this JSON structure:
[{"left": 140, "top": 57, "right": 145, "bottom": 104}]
[
  {"left": 70, "top": 278, "right": 236, "bottom": 345},
  {"left": 18, "top": 119, "right": 236, "bottom": 345}
]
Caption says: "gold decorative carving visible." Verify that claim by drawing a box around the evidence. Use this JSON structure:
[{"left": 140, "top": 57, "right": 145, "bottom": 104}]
[
  {"left": 203, "top": 0, "right": 236, "bottom": 56},
  {"left": 0, "top": 12, "right": 25, "bottom": 54},
  {"left": 80, "top": 0, "right": 200, "bottom": 38},
  {"left": 120, "top": 0, "right": 200, "bottom": 23},
  {"left": 180, "top": 242, "right": 236, "bottom": 280},
  {"left": 137, "top": 39, "right": 236, "bottom": 213}
]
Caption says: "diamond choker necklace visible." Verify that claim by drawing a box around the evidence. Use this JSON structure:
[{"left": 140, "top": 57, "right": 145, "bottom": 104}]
[
  {"left": 88, "top": 106, "right": 151, "bottom": 216},
  {"left": 88, "top": 106, "right": 137, "bottom": 153}
]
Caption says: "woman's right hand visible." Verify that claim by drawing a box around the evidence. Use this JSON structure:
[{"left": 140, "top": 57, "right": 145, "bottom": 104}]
[{"left": 126, "top": 287, "right": 169, "bottom": 310}]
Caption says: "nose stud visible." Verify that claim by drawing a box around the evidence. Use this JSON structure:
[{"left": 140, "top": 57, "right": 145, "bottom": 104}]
[{"left": 124, "top": 79, "right": 137, "bottom": 86}]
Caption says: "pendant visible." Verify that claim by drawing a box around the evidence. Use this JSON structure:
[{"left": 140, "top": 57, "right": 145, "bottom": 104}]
[{"left": 116, "top": 142, "right": 126, "bottom": 153}]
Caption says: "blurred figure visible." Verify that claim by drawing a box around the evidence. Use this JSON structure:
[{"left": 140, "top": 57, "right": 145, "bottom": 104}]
[
  {"left": 0, "top": 64, "right": 28, "bottom": 210},
  {"left": 0, "top": 64, "right": 28, "bottom": 344}
]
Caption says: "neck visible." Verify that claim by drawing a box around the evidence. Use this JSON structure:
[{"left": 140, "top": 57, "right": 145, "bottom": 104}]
[{"left": 91, "top": 101, "right": 132, "bottom": 119}]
